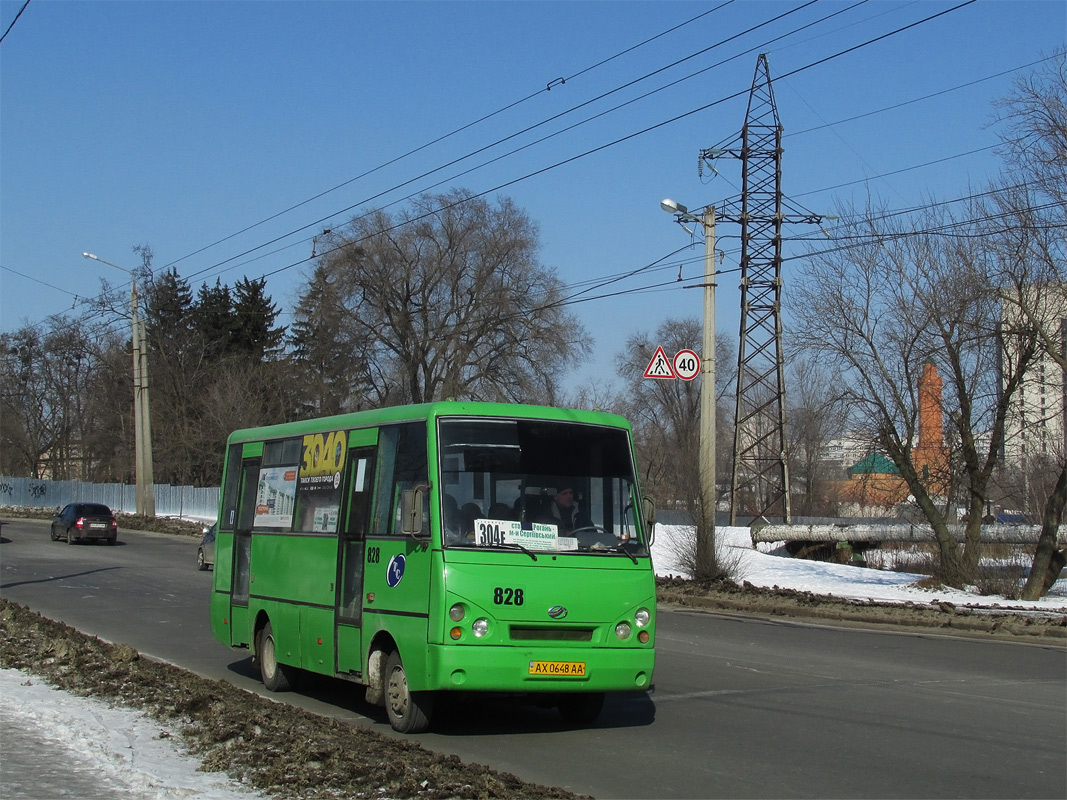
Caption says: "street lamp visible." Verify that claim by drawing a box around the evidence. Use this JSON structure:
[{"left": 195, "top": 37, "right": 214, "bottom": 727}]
[
  {"left": 660, "top": 200, "right": 716, "bottom": 579},
  {"left": 83, "top": 252, "right": 156, "bottom": 517}
]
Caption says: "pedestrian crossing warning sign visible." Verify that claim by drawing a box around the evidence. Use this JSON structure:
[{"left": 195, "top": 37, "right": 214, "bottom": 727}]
[{"left": 643, "top": 346, "right": 676, "bottom": 379}]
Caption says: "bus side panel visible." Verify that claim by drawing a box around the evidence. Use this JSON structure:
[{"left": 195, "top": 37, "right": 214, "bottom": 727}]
[
  {"left": 362, "top": 536, "right": 433, "bottom": 689},
  {"left": 230, "top": 604, "right": 250, "bottom": 648},
  {"left": 210, "top": 530, "right": 235, "bottom": 646},
  {"left": 336, "top": 623, "right": 362, "bottom": 676},
  {"left": 300, "top": 606, "right": 335, "bottom": 672},
  {"left": 250, "top": 533, "right": 338, "bottom": 674}
]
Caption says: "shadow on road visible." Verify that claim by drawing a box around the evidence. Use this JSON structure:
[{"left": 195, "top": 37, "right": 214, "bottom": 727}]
[
  {"left": 1, "top": 566, "right": 122, "bottom": 589},
  {"left": 225, "top": 655, "right": 656, "bottom": 735}
]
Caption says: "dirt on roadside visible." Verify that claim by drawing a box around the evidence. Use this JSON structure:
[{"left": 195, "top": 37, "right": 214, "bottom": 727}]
[
  {"left": 0, "top": 599, "right": 586, "bottom": 800},
  {"left": 655, "top": 576, "right": 1067, "bottom": 641}
]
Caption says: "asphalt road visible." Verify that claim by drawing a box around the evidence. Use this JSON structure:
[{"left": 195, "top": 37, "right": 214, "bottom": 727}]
[{"left": 2, "top": 518, "right": 1064, "bottom": 799}]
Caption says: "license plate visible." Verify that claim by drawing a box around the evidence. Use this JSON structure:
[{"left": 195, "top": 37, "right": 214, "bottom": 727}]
[
  {"left": 528, "top": 660, "right": 586, "bottom": 676},
  {"left": 89, "top": 523, "right": 106, "bottom": 529}
]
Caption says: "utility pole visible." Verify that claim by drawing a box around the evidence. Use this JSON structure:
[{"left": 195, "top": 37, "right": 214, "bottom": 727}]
[
  {"left": 697, "top": 206, "right": 717, "bottom": 576},
  {"left": 660, "top": 201, "right": 717, "bottom": 578},
  {"left": 83, "top": 252, "right": 156, "bottom": 517}
]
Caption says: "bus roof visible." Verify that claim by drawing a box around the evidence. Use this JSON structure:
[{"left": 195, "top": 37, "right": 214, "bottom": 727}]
[{"left": 225, "top": 401, "right": 633, "bottom": 445}]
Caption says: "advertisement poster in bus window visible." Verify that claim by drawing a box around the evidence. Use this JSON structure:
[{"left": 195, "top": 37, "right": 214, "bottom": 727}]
[
  {"left": 254, "top": 467, "right": 298, "bottom": 528},
  {"left": 297, "top": 430, "right": 347, "bottom": 532}
]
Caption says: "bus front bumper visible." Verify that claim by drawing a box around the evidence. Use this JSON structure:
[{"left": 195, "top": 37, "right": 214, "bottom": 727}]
[{"left": 427, "top": 644, "right": 654, "bottom": 693}]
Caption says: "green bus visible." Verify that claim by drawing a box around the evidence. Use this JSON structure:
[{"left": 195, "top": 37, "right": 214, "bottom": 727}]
[{"left": 209, "top": 401, "right": 656, "bottom": 732}]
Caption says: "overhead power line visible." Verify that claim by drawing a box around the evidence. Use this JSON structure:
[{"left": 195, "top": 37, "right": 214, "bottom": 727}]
[
  {"left": 0, "top": 0, "right": 30, "bottom": 45},
  {"left": 6, "top": 0, "right": 1004, "bottom": 331},
  {"left": 160, "top": 2, "right": 737, "bottom": 273},
  {"left": 180, "top": 0, "right": 976, "bottom": 295},
  {"left": 171, "top": 0, "right": 836, "bottom": 287}
]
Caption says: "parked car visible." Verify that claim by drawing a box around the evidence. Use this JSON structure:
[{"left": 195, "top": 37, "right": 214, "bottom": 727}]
[
  {"left": 50, "top": 503, "right": 117, "bottom": 545},
  {"left": 197, "top": 523, "right": 216, "bottom": 570}
]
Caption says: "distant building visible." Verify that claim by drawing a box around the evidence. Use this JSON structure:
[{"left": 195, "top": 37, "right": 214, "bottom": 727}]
[
  {"left": 835, "top": 363, "right": 950, "bottom": 515},
  {"left": 1002, "top": 284, "right": 1067, "bottom": 466}
]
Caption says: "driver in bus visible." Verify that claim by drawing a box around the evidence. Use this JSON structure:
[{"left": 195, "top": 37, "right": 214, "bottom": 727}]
[{"left": 540, "top": 481, "right": 592, "bottom": 534}]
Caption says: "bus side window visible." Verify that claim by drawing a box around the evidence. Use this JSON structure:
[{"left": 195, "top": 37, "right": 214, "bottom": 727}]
[
  {"left": 373, "top": 422, "right": 428, "bottom": 535},
  {"left": 219, "top": 443, "right": 243, "bottom": 532},
  {"left": 339, "top": 448, "right": 376, "bottom": 621}
]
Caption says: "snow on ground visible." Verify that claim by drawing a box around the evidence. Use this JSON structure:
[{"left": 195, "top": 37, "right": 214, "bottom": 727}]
[
  {"left": 650, "top": 524, "right": 1067, "bottom": 612},
  {"left": 0, "top": 669, "right": 267, "bottom": 800}
]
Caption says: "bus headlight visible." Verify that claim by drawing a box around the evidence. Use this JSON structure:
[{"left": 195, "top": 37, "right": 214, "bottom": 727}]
[
  {"left": 635, "top": 608, "right": 650, "bottom": 627},
  {"left": 449, "top": 603, "right": 466, "bottom": 622},
  {"left": 615, "top": 621, "right": 632, "bottom": 640},
  {"left": 472, "top": 618, "right": 489, "bottom": 637}
]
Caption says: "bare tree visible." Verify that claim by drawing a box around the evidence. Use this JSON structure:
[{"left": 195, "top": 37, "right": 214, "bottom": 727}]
[
  {"left": 785, "top": 357, "right": 851, "bottom": 517},
  {"left": 791, "top": 198, "right": 1041, "bottom": 588},
  {"left": 304, "top": 190, "right": 589, "bottom": 407},
  {"left": 613, "top": 317, "right": 736, "bottom": 580},
  {"left": 1, "top": 326, "right": 58, "bottom": 478},
  {"left": 988, "top": 49, "right": 1067, "bottom": 597},
  {"left": 0, "top": 319, "right": 102, "bottom": 480}
]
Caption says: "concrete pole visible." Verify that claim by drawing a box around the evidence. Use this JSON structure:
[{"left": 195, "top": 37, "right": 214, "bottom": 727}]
[
  {"left": 136, "top": 312, "right": 155, "bottom": 518},
  {"left": 129, "top": 279, "right": 155, "bottom": 517},
  {"left": 86, "top": 252, "right": 156, "bottom": 518},
  {"left": 130, "top": 280, "right": 145, "bottom": 514},
  {"left": 698, "top": 206, "right": 717, "bottom": 578}
]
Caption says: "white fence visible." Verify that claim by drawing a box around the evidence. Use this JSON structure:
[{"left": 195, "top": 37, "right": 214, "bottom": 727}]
[{"left": 0, "top": 476, "right": 220, "bottom": 522}]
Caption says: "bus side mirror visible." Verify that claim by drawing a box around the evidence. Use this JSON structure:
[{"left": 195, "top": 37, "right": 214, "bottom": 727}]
[
  {"left": 642, "top": 496, "right": 657, "bottom": 544},
  {"left": 400, "top": 486, "right": 427, "bottom": 537}
]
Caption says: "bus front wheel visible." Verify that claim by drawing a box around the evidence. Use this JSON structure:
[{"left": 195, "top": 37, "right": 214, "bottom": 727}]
[
  {"left": 558, "top": 692, "right": 605, "bottom": 724},
  {"left": 384, "top": 650, "right": 433, "bottom": 733},
  {"left": 257, "top": 621, "right": 297, "bottom": 692}
]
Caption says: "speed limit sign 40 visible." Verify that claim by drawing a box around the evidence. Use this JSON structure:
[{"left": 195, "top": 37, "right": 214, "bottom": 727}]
[{"left": 673, "top": 349, "right": 700, "bottom": 381}]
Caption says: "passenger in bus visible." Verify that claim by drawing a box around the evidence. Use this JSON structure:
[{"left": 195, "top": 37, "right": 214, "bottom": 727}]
[
  {"left": 460, "top": 502, "right": 482, "bottom": 539},
  {"left": 488, "top": 502, "right": 513, "bottom": 521},
  {"left": 442, "top": 494, "right": 464, "bottom": 544}
]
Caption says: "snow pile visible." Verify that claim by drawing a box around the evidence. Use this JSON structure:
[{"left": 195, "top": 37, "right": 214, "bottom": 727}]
[
  {"left": 0, "top": 669, "right": 266, "bottom": 800},
  {"left": 650, "top": 524, "right": 1067, "bottom": 612}
]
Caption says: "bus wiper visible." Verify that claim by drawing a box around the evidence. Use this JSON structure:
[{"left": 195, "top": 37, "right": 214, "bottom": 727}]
[
  {"left": 588, "top": 541, "right": 638, "bottom": 563},
  {"left": 499, "top": 542, "right": 538, "bottom": 561}
]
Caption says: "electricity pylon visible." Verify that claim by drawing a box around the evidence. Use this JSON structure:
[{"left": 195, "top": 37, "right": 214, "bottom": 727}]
[{"left": 701, "top": 54, "right": 822, "bottom": 524}]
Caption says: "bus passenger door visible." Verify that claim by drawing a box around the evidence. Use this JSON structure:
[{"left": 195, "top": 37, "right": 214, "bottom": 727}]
[
  {"left": 229, "top": 456, "right": 261, "bottom": 647},
  {"left": 336, "top": 439, "right": 377, "bottom": 676}
]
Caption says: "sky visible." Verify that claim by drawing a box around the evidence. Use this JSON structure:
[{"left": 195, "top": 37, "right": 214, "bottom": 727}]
[
  {"left": 2, "top": 523, "right": 1063, "bottom": 797},
  {"left": 2, "top": 0, "right": 1065, "bottom": 392}
]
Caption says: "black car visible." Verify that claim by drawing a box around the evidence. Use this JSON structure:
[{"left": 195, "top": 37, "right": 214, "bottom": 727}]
[
  {"left": 50, "top": 502, "right": 117, "bottom": 545},
  {"left": 197, "top": 523, "right": 216, "bottom": 570}
]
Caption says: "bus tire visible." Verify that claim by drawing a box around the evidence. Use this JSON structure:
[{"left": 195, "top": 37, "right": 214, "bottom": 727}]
[
  {"left": 257, "top": 621, "right": 296, "bottom": 692},
  {"left": 384, "top": 650, "right": 433, "bottom": 733},
  {"left": 558, "top": 692, "right": 605, "bottom": 724}
]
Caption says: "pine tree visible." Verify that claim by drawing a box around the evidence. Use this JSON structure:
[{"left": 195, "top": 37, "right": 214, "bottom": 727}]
[{"left": 232, "top": 277, "right": 284, "bottom": 363}]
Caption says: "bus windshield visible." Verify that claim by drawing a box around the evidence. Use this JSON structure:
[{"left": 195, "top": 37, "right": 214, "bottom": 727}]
[{"left": 438, "top": 417, "right": 647, "bottom": 556}]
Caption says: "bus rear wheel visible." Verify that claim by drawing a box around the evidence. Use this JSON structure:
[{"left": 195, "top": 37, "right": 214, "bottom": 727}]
[
  {"left": 257, "top": 621, "right": 297, "bottom": 692},
  {"left": 557, "top": 692, "right": 605, "bottom": 724},
  {"left": 384, "top": 650, "right": 433, "bottom": 733}
]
